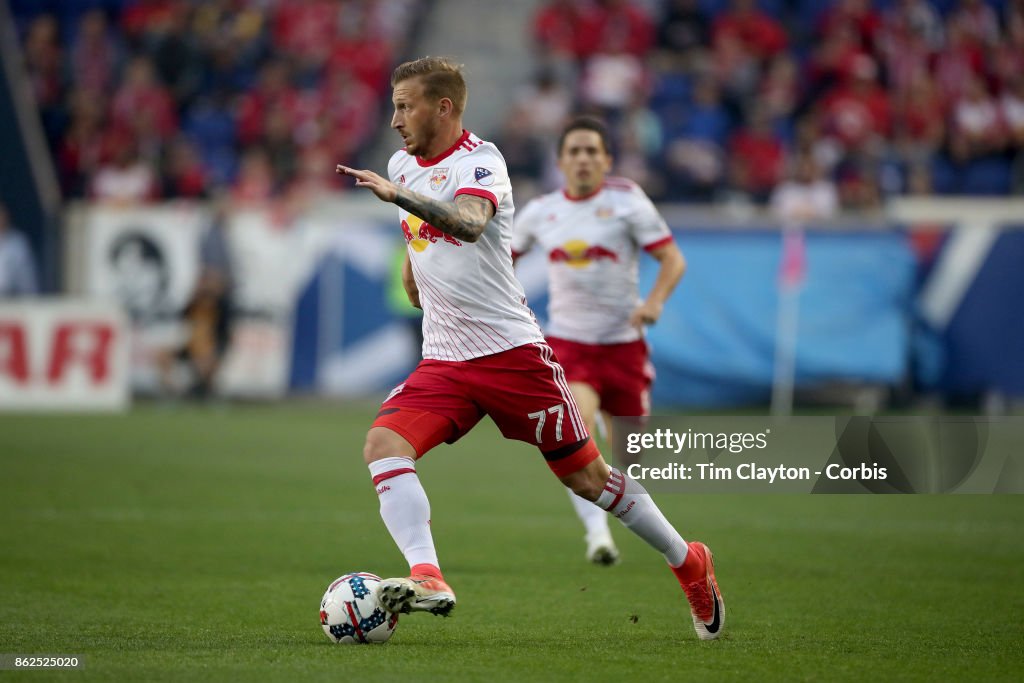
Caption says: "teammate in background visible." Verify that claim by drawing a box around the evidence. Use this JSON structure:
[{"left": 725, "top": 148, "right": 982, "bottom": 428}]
[
  {"left": 336, "top": 56, "right": 723, "bottom": 640},
  {"left": 512, "top": 117, "right": 686, "bottom": 566}
]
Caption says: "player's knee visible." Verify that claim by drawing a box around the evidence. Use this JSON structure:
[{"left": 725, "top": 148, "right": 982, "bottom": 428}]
[
  {"left": 362, "top": 427, "right": 416, "bottom": 464},
  {"left": 560, "top": 467, "right": 608, "bottom": 502},
  {"left": 362, "top": 431, "right": 385, "bottom": 464}
]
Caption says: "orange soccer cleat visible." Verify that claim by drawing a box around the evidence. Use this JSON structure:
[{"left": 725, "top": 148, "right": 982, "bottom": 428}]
[
  {"left": 376, "top": 574, "right": 456, "bottom": 617},
  {"left": 678, "top": 541, "right": 725, "bottom": 640}
]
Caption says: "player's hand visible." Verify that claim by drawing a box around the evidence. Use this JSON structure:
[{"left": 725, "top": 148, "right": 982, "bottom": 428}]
[
  {"left": 336, "top": 164, "right": 398, "bottom": 203},
  {"left": 630, "top": 301, "right": 662, "bottom": 329}
]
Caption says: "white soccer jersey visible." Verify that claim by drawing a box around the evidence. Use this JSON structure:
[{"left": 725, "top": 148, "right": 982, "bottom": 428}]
[
  {"left": 389, "top": 130, "right": 544, "bottom": 361},
  {"left": 512, "top": 177, "right": 674, "bottom": 344}
]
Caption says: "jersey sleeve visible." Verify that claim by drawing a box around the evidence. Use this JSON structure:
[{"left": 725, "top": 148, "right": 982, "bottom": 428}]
[
  {"left": 453, "top": 145, "right": 509, "bottom": 213},
  {"left": 628, "top": 187, "right": 674, "bottom": 252},
  {"left": 511, "top": 198, "right": 540, "bottom": 257},
  {"left": 386, "top": 150, "right": 403, "bottom": 183}
]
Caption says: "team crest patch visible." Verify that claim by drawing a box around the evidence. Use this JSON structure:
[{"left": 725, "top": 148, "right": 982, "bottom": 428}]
[
  {"left": 429, "top": 167, "right": 449, "bottom": 191},
  {"left": 596, "top": 206, "right": 614, "bottom": 218},
  {"left": 474, "top": 167, "right": 494, "bottom": 187},
  {"left": 398, "top": 174, "right": 406, "bottom": 185}
]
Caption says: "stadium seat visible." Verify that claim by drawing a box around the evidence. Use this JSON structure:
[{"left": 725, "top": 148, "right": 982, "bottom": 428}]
[
  {"left": 961, "top": 157, "right": 1013, "bottom": 196},
  {"left": 930, "top": 155, "right": 957, "bottom": 195},
  {"left": 182, "top": 102, "right": 237, "bottom": 152}
]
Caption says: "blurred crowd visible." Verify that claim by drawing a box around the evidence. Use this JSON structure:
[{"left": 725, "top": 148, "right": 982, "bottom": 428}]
[
  {"left": 11, "top": 0, "right": 1024, "bottom": 215},
  {"left": 13, "top": 0, "right": 420, "bottom": 207},
  {"left": 504, "top": 0, "right": 1024, "bottom": 211}
]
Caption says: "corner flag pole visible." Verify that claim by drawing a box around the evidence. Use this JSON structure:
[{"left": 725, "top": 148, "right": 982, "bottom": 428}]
[{"left": 771, "top": 225, "right": 806, "bottom": 417}]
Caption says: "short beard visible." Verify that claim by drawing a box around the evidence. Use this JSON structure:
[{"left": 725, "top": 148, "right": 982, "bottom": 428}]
[{"left": 411, "top": 119, "right": 441, "bottom": 159}]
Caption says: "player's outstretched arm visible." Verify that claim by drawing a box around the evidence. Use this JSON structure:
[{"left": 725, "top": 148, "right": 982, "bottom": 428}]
[
  {"left": 630, "top": 241, "right": 686, "bottom": 328},
  {"left": 336, "top": 165, "right": 398, "bottom": 201},
  {"left": 336, "top": 164, "right": 493, "bottom": 243},
  {"left": 393, "top": 192, "right": 492, "bottom": 244}
]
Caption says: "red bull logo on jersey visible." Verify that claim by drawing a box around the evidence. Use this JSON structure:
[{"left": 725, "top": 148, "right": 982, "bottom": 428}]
[
  {"left": 429, "top": 167, "right": 449, "bottom": 191},
  {"left": 548, "top": 239, "right": 618, "bottom": 268},
  {"left": 402, "top": 214, "right": 462, "bottom": 252}
]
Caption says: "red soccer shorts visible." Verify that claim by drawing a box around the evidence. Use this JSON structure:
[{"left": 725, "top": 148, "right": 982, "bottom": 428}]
[
  {"left": 545, "top": 336, "right": 653, "bottom": 416},
  {"left": 372, "top": 343, "right": 599, "bottom": 475}
]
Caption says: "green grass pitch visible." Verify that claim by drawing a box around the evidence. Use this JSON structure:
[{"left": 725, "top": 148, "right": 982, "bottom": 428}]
[{"left": 1, "top": 404, "right": 1023, "bottom": 682}]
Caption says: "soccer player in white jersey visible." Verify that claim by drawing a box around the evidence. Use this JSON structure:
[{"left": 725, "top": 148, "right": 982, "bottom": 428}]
[
  {"left": 512, "top": 117, "right": 686, "bottom": 566},
  {"left": 336, "top": 56, "right": 723, "bottom": 640}
]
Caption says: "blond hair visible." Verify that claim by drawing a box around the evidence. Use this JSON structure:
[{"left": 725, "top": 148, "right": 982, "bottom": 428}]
[{"left": 391, "top": 56, "right": 467, "bottom": 114}]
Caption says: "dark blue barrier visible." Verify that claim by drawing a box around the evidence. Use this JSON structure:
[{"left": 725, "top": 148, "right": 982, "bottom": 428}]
[{"left": 918, "top": 227, "right": 1024, "bottom": 398}]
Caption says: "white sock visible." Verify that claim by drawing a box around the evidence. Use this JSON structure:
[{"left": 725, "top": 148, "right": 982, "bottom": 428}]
[
  {"left": 596, "top": 467, "right": 688, "bottom": 566},
  {"left": 368, "top": 456, "right": 439, "bottom": 570},
  {"left": 567, "top": 488, "right": 611, "bottom": 540}
]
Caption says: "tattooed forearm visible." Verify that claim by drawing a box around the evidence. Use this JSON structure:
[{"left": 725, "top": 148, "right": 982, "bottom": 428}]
[{"left": 394, "top": 188, "right": 493, "bottom": 242}]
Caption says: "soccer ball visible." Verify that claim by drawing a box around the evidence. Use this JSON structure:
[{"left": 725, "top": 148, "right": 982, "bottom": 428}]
[{"left": 319, "top": 572, "right": 399, "bottom": 644}]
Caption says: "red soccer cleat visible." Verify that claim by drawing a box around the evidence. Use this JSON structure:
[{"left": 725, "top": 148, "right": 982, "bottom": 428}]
[
  {"left": 376, "top": 574, "right": 456, "bottom": 617},
  {"left": 678, "top": 541, "right": 725, "bottom": 640}
]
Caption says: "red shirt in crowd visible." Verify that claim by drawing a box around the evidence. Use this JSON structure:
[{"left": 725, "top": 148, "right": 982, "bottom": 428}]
[{"left": 712, "top": 5, "right": 787, "bottom": 60}]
